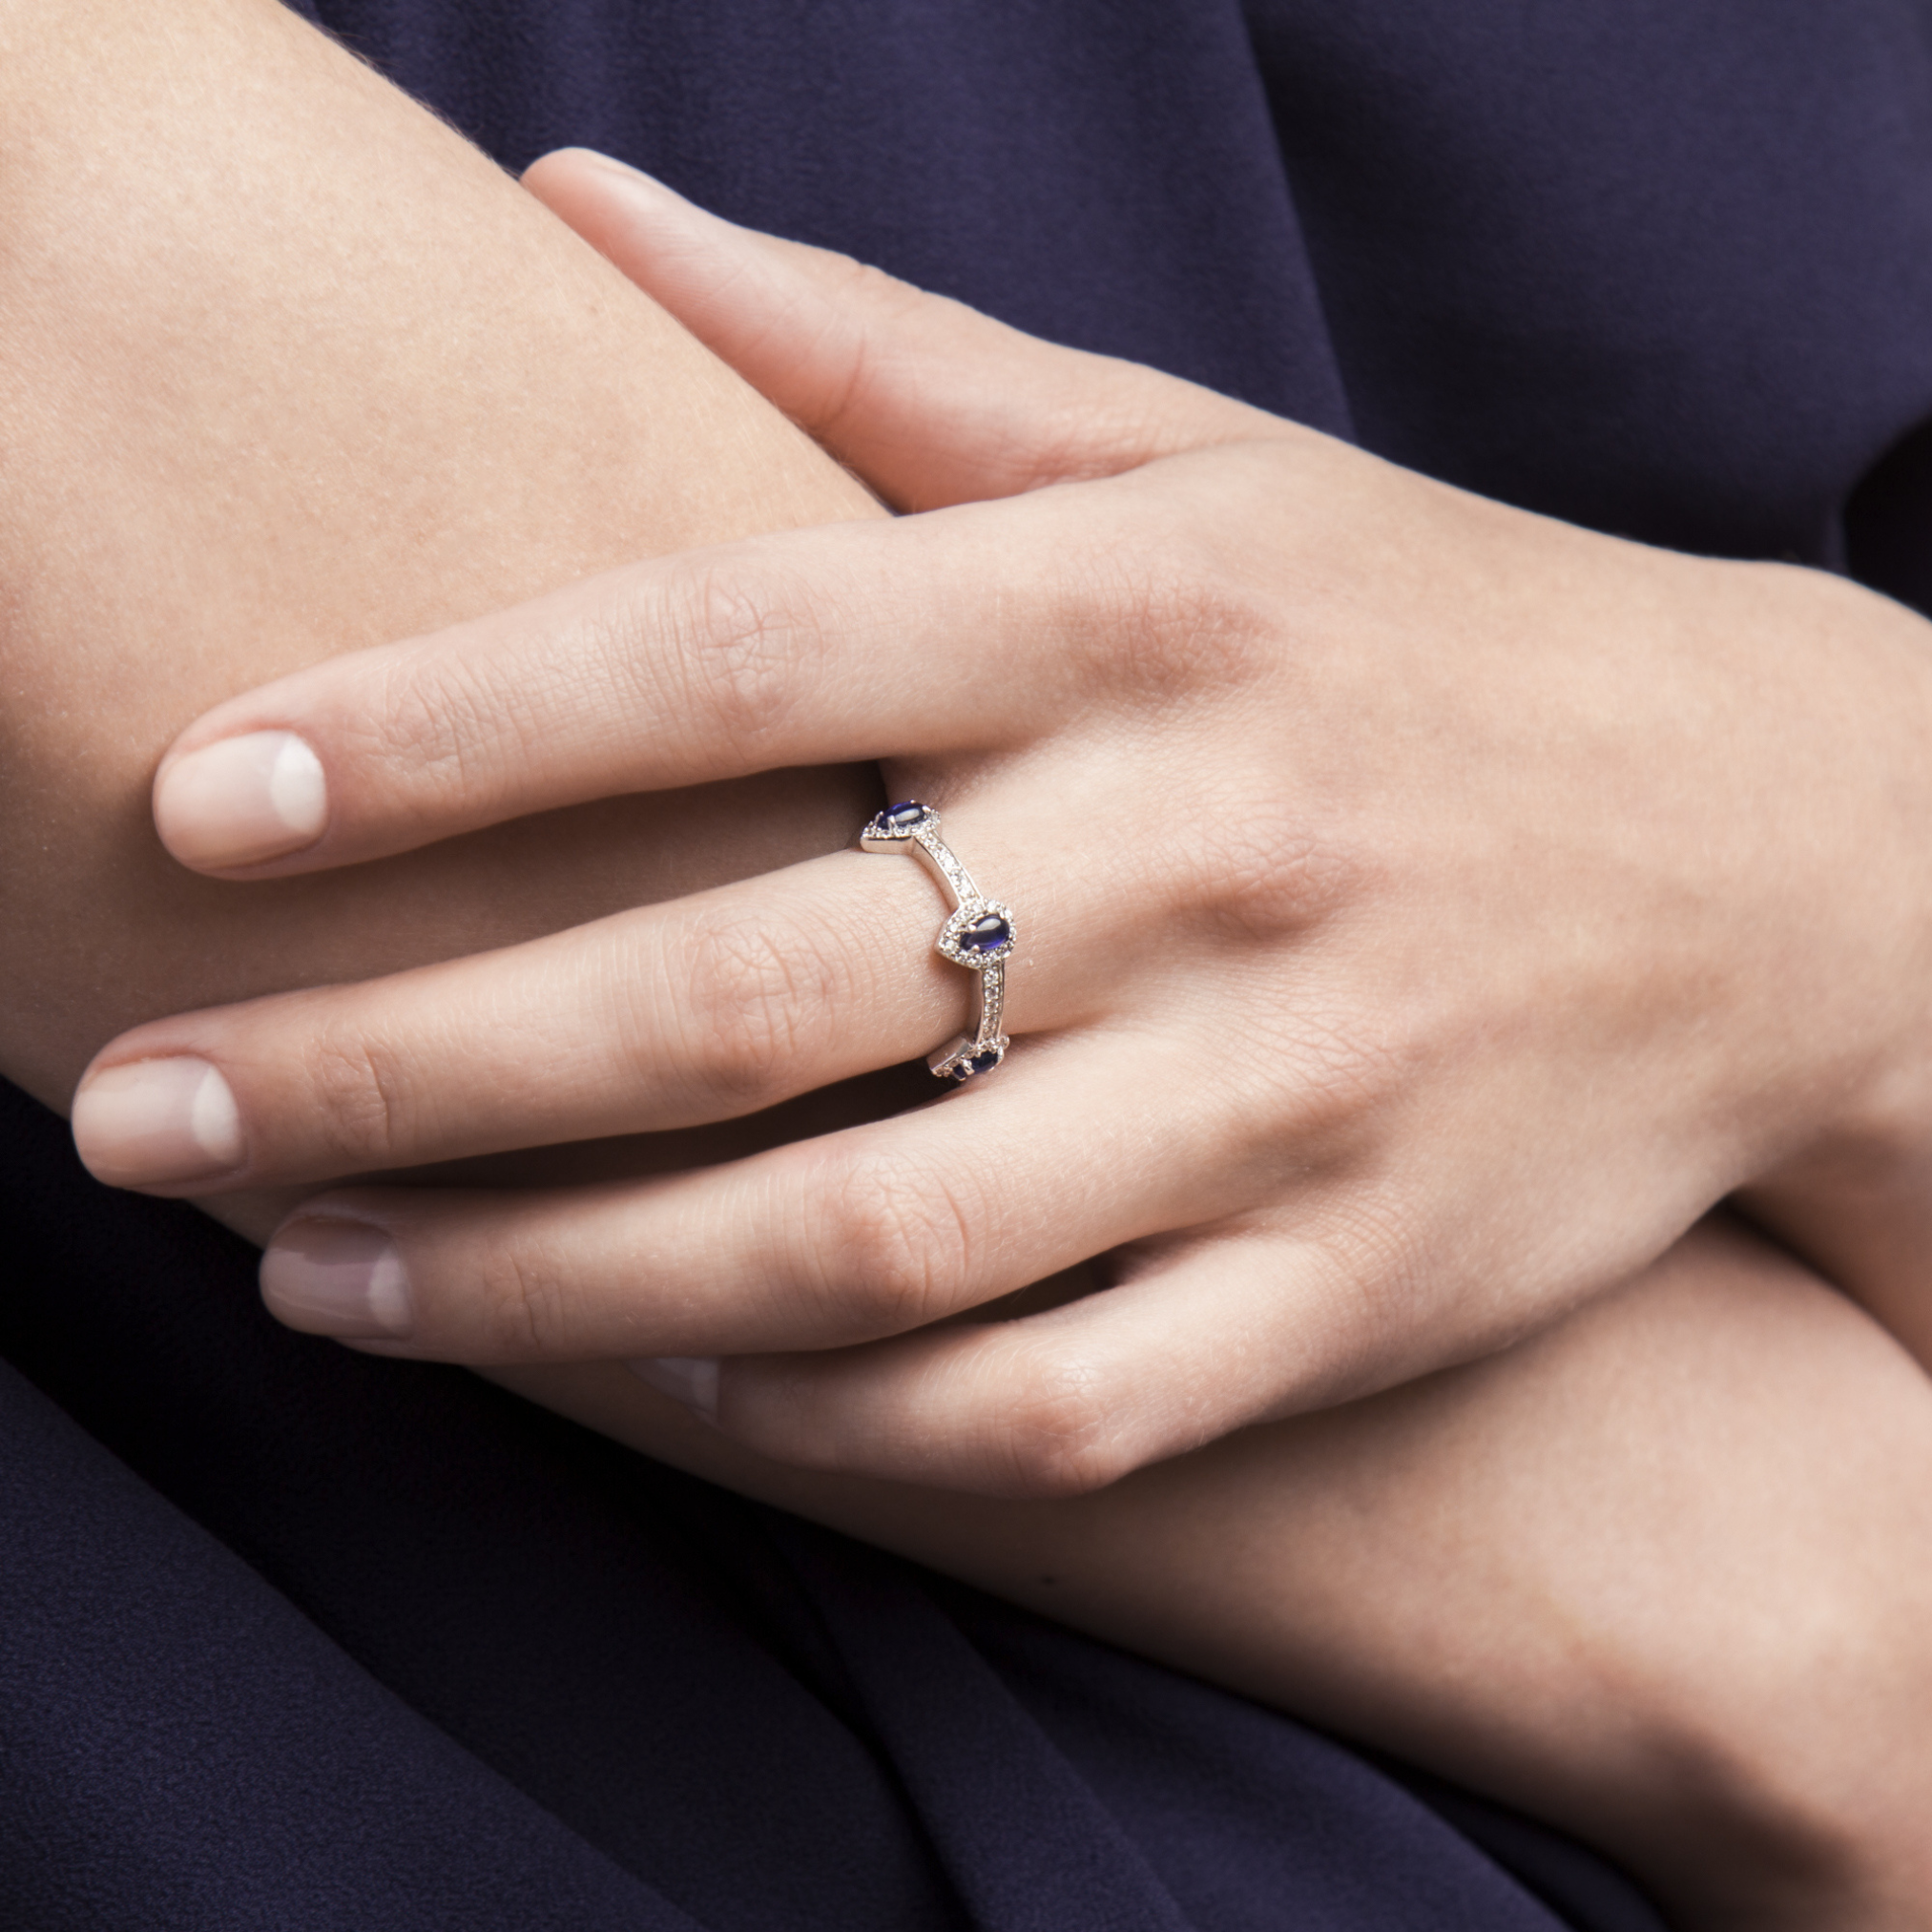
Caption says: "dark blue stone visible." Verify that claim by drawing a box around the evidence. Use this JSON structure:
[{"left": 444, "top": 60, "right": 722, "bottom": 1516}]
[
  {"left": 882, "top": 801, "right": 927, "bottom": 830},
  {"left": 959, "top": 913, "right": 1010, "bottom": 954},
  {"left": 968, "top": 1049, "right": 1003, "bottom": 1075}
]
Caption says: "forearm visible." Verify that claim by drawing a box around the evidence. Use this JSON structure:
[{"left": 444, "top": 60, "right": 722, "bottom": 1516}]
[
  {"left": 0, "top": 0, "right": 880, "bottom": 1124},
  {"left": 507, "top": 1225, "right": 1932, "bottom": 1926}
]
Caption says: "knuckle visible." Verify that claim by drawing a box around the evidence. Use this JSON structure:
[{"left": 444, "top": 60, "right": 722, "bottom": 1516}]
[
  {"left": 1262, "top": 1006, "right": 1417, "bottom": 1147},
  {"left": 369, "top": 645, "right": 528, "bottom": 800},
  {"left": 795, "top": 255, "right": 933, "bottom": 438},
  {"left": 1014, "top": 379, "right": 1190, "bottom": 490},
  {"left": 1308, "top": 1191, "right": 1433, "bottom": 1344},
  {"left": 991, "top": 1359, "right": 1128, "bottom": 1499},
  {"left": 1191, "top": 795, "right": 1363, "bottom": 940},
  {"left": 660, "top": 558, "right": 814, "bottom": 761},
  {"left": 1051, "top": 515, "right": 1274, "bottom": 703},
  {"left": 297, "top": 1021, "right": 417, "bottom": 1170},
  {"left": 473, "top": 1237, "right": 575, "bottom": 1358},
  {"left": 1191, "top": 993, "right": 1418, "bottom": 1180},
  {"left": 1121, "top": 784, "right": 1360, "bottom": 950},
  {"left": 807, "top": 1149, "right": 976, "bottom": 1333},
  {"left": 677, "top": 909, "right": 841, "bottom": 1105}
]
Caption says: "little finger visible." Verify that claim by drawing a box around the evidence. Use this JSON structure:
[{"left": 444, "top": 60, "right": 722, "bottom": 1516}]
[{"left": 657, "top": 1226, "right": 1423, "bottom": 1498}]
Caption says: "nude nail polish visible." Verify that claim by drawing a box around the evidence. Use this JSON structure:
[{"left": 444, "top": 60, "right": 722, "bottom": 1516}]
[
  {"left": 155, "top": 730, "right": 327, "bottom": 870},
  {"left": 261, "top": 1217, "right": 412, "bottom": 1339},
  {"left": 628, "top": 1356, "right": 721, "bottom": 1420},
  {"left": 72, "top": 1057, "right": 244, "bottom": 1188}
]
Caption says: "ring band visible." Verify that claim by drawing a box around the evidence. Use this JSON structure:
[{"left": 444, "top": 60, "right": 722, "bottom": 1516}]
[{"left": 860, "top": 800, "right": 1015, "bottom": 1082}]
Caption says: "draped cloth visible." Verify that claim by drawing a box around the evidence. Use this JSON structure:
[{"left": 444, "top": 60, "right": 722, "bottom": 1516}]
[{"left": 8, "top": 2, "right": 1932, "bottom": 1923}]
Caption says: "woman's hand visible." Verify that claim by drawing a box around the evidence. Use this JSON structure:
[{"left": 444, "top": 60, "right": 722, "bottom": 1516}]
[{"left": 73, "top": 154, "right": 1932, "bottom": 1496}]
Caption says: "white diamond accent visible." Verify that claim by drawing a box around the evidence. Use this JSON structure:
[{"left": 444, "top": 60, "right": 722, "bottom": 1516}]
[{"left": 859, "top": 801, "right": 1015, "bottom": 1082}]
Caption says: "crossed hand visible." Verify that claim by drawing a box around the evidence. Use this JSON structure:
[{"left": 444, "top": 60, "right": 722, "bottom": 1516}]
[{"left": 72, "top": 152, "right": 1932, "bottom": 1495}]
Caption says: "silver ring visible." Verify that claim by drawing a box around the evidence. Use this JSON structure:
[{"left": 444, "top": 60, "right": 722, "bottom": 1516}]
[{"left": 860, "top": 800, "right": 1015, "bottom": 1082}]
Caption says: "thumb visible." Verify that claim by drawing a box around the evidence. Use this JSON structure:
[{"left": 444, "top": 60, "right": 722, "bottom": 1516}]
[{"left": 521, "top": 147, "right": 1280, "bottom": 511}]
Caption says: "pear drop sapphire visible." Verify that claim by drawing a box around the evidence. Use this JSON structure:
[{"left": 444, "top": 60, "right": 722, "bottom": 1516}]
[
  {"left": 969, "top": 1049, "right": 1003, "bottom": 1075},
  {"left": 959, "top": 912, "right": 1010, "bottom": 955},
  {"left": 882, "top": 801, "right": 927, "bottom": 830}
]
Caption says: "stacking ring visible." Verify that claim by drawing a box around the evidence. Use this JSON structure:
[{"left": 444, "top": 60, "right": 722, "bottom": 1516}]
[{"left": 860, "top": 801, "right": 1016, "bottom": 1082}]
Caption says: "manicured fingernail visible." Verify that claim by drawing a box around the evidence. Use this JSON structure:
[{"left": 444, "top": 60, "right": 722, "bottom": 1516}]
[
  {"left": 155, "top": 730, "right": 327, "bottom": 870},
  {"left": 628, "top": 1356, "right": 720, "bottom": 1420},
  {"left": 73, "top": 1057, "right": 244, "bottom": 1187},
  {"left": 261, "top": 1217, "right": 411, "bottom": 1339}
]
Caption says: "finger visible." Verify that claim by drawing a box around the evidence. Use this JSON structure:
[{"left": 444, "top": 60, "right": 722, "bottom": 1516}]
[
  {"left": 251, "top": 1033, "right": 1257, "bottom": 1370},
  {"left": 522, "top": 148, "right": 1283, "bottom": 511},
  {"left": 72, "top": 840, "right": 1046, "bottom": 1193},
  {"left": 153, "top": 480, "right": 1119, "bottom": 877},
  {"left": 663, "top": 1226, "right": 1417, "bottom": 1499}
]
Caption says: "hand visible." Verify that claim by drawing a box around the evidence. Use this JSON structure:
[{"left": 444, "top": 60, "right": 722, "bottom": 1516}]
[{"left": 72, "top": 153, "right": 1932, "bottom": 1495}]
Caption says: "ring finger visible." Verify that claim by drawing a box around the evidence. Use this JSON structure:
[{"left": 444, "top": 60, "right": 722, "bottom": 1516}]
[{"left": 71, "top": 812, "right": 1105, "bottom": 1194}]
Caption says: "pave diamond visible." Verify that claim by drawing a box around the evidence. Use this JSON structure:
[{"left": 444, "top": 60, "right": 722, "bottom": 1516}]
[{"left": 859, "top": 802, "right": 1015, "bottom": 1084}]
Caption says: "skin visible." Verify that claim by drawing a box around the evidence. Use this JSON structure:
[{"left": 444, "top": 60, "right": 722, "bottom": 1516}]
[
  {"left": 87, "top": 159, "right": 1932, "bottom": 1495},
  {"left": 0, "top": 0, "right": 883, "bottom": 1133},
  {"left": 511, "top": 1221, "right": 1932, "bottom": 1931},
  {"left": 5, "top": 4, "right": 1931, "bottom": 1922}
]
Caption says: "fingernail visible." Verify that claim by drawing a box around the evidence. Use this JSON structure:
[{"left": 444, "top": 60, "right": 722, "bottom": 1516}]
[
  {"left": 261, "top": 1217, "right": 412, "bottom": 1339},
  {"left": 73, "top": 1057, "right": 244, "bottom": 1187},
  {"left": 155, "top": 730, "right": 327, "bottom": 870},
  {"left": 628, "top": 1356, "right": 720, "bottom": 1420}
]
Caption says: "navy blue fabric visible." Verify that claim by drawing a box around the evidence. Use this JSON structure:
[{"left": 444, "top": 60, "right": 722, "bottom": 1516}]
[
  {"left": 12, "top": 0, "right": 1932, "bottom": 1923},
  {"left": 1250, "top": 0, "right": 1932, "bottom": 566},
  {"left": 300, "top": 0, "right": 1353, "bottom": 434},
  {"left": 0, "top": 1360, "right": 707, "bottom": 1932}
]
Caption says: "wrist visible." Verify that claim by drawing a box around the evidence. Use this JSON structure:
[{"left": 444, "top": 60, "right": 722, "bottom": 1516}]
[{"left": 1720, "top": 568, "right": 1932, "bottom": 1279}]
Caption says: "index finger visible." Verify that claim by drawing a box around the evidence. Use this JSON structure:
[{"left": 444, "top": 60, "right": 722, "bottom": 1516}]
[{"left": 150, "top": 492, "right": 1096, "bottom": 877}]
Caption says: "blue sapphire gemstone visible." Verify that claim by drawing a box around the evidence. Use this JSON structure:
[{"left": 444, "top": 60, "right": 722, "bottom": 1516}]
[
  {"left": 959, "top": 912, "right": 1010, "bottom": 954},
  {"left": 882, "top": 801, "right": 927, "bottom": 830},
  {"left": 968, "top": 1049, "right": 1003, "bottom": 1075}
]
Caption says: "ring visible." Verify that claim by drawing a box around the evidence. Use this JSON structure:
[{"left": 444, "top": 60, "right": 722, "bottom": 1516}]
[{"left": 860, "top": 800, "right": 1016, "bottom": 1083}]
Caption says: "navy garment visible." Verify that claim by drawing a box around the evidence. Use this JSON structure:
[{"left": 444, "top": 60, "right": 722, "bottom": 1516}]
[
  {"left": 302, "top": 0, "right": 1932, "bottom": 583},
  {"left": 9, "top": 0, "right": 1932, "bottom": 1925}
]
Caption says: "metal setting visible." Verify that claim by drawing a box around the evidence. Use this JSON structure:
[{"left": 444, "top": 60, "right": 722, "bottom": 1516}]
[{"left": 860, "top": 800, "right": 1014, "bottom": 1083}]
